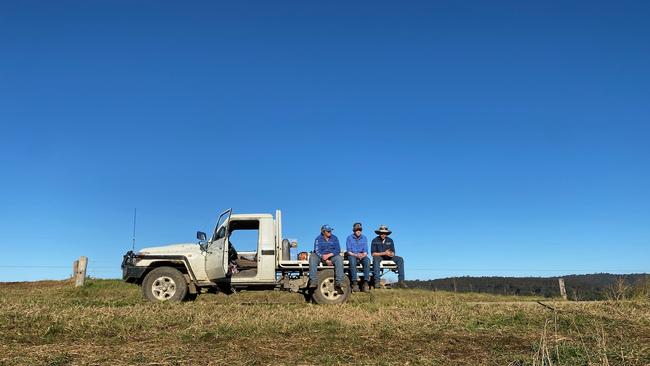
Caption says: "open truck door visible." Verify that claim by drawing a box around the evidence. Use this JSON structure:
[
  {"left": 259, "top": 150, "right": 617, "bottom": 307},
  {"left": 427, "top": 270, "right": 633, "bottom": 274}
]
[{"left": 205, "top": 208, "right": 232, "bottom": 281}]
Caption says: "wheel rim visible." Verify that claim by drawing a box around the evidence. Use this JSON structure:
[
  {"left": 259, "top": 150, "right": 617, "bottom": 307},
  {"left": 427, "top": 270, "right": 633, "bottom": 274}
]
[
  {"left": 319, "top": 277, "right": 342, "bottom": 300},
  {"left": 151, "top": 276, "right": 177, "bottom": 301}
]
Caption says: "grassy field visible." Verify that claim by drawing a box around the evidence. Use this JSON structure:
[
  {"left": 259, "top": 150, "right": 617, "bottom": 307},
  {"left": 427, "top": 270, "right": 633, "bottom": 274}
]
[{"left": 0, "top": 279, "right": 648, "bottom": 365}]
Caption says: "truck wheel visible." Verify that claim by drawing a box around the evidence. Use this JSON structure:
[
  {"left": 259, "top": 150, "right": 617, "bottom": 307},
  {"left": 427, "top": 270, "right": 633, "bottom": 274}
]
[
  {"left": 142, "top": 267, "right": 188, "bottom": 303},
  {"left": 311, "top": 269, "right": 350, "bottom": 305}
]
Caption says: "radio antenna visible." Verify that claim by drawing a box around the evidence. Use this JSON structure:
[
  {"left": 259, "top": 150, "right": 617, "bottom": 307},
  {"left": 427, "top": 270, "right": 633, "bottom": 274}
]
[{"left": 131, "top": 208, "right": 137, "bottom": 250}]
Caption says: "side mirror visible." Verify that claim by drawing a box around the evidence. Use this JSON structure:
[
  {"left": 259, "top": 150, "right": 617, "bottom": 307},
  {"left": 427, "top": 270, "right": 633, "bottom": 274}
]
[{"left": 196, "top": 231, "right": 207, "bottom": 242}]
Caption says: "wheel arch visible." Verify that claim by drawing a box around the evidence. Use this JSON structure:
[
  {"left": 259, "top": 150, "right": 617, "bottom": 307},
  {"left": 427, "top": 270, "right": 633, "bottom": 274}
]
[{"left": 136, "top": 256, "right": 197, "bottom": 286}]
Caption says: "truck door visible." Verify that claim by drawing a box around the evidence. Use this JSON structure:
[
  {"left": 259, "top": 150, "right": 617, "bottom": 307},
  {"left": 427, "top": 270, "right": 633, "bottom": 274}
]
[{"left": 205, "top": 208, "right": 232, "bottom": 281}]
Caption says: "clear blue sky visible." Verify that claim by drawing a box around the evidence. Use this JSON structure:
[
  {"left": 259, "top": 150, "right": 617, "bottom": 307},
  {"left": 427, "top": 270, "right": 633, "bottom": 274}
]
[{"left": 1, "top": 1, "right": 649, "bottom": 281}]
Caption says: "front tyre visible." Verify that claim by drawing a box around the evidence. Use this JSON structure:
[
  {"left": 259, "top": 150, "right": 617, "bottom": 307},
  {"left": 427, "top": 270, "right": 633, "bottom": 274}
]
[
  {"left": 311, "top": 269, "right": 350, "bottom": 305},
  {"left": 142, "top": 267, "right": 188, "bottom": 303}
]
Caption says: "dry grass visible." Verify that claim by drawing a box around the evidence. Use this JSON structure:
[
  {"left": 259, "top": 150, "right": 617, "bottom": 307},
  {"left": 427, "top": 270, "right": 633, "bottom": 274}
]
[{"left": 0, "top": 279, "right": 648, "bottom": 365}]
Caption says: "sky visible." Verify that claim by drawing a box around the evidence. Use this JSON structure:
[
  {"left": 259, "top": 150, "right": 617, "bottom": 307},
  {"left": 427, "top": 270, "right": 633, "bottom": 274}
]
[{"left": 1, "top": 1, "right": 649, "bottom": 282}]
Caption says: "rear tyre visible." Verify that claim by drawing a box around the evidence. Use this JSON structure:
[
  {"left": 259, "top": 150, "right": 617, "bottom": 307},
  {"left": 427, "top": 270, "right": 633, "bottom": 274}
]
[
  {"left": 311, "top": 269, "right": 350, "bottom": 305},
  {"left": 142, "top": 267, "right": 188, "bottom": 303}
]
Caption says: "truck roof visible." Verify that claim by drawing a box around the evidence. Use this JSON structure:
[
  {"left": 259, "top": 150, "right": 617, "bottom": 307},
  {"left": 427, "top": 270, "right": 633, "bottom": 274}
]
[{"left": 230, "top": 213, "right": 274, "bottom": 220}]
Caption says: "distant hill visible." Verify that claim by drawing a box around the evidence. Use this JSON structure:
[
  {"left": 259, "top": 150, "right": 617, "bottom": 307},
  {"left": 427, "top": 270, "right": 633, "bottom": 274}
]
[{"left": 406, "top": 273, "right": 650, "bottom": 300}]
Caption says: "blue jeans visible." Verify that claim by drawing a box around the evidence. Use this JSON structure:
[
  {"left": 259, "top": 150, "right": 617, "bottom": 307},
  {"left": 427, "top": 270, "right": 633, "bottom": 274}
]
[
  {"left": 348, "top": 255, "right": 370, "bottom": 283},
  {"left": 373, "top": 255, "right": 405, "bottom": 283},
  {"left": 309, "top": 252, "right": 344, "bottom": 284}
]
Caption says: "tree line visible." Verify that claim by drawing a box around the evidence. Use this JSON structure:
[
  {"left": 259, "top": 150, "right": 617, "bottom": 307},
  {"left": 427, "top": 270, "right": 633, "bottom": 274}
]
[{"left": 405, "top": 273, "right": 650, "bottom": 300}]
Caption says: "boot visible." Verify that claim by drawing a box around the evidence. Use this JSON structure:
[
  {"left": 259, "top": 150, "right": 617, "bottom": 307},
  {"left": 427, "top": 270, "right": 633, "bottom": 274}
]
[
  {"left": 361, "top": 282, "right": 370, "bottom": 292},
  {"left": 351, "top": 281, "right": 360, "bottom": 292}
]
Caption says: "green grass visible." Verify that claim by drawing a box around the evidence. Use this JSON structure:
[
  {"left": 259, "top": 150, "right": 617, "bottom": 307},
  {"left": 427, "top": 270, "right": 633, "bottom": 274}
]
[{"left": 0, "top": 279, "right": 648, "bottom": 365}]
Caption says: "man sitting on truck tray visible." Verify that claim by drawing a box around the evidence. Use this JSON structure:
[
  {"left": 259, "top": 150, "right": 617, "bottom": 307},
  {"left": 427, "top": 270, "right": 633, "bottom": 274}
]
[
  {"left": 346, "top": 222, "right": 370, "bottom": 292},
  {"left": 371, "top": 225, "right": 407, "bottom": 289},
  {"left": 309, "top": 224, "right": 344, "bottom": 293}
]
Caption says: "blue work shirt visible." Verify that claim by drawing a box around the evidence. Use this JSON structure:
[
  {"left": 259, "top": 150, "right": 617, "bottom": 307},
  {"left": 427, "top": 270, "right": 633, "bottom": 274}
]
[
  {"left": 346, "top": 233, "right": 368, "bottom": 254},
  {"left": 313, "top": 234, "right": 341, "bottom": 257}
]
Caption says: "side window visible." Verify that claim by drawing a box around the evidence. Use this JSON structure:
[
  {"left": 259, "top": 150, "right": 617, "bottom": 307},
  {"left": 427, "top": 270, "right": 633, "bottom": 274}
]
[
  {"left": 228, "top": 220, "right": 260, "bottom": 252},
  {"left": 213, "top": 226, "right": 227, "bottom": 241}
]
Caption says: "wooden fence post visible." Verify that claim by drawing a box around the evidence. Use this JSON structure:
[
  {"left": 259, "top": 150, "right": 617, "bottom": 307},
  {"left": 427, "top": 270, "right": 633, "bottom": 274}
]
[
  {"left": 558, "top": 278, "right": 567, "bottom": 301},
  {"left": 72, "top": 260, "right": 79, "bottom": 279},
  {"left": 75, "top": 256, "right": 88, "bottom": 287}
]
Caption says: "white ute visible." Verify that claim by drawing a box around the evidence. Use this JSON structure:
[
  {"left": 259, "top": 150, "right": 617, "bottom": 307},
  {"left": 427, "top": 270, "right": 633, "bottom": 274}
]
[{"left": 122, "top": 209, "right": 398, "bottom": 304}]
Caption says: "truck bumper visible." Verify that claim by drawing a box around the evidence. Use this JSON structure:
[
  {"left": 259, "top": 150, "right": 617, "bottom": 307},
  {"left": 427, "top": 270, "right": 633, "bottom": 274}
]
[{"left": 121, "top": 251, "right": 147, "bottom": 283}]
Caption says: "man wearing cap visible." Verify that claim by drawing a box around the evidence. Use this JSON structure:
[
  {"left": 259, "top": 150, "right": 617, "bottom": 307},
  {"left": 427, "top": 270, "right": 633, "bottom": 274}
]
[
  {"left": 371, "top": 225, "right": 406, "bottom": 288},
  {"left": 346, "top": 222, "right": 370, "bottom": 292},
  {"left": 309, "top": 224, "right": 344, "bottom": 292}
]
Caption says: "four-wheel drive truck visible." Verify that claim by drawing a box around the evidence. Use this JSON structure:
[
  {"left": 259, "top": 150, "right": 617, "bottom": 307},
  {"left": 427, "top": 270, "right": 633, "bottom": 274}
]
[{"left": 122, "top": 209, "right": 397, "bottom": 304}]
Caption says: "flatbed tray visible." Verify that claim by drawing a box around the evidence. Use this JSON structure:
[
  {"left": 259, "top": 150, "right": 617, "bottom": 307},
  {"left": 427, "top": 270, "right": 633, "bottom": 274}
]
[{"left": 278, "top": 259, "right": 397, "bottom": 270}]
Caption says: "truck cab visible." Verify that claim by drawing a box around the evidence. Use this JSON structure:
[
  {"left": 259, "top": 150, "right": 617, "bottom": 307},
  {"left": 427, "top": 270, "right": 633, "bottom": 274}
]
[{"left": 122, "top": 209, "right": 399, "bottom": 304}]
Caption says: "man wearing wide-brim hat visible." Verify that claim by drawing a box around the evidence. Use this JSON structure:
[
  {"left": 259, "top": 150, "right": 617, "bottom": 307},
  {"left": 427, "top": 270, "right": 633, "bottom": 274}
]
[{"left": 371, "top": 225, "right": 406, "bottom": 288}]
